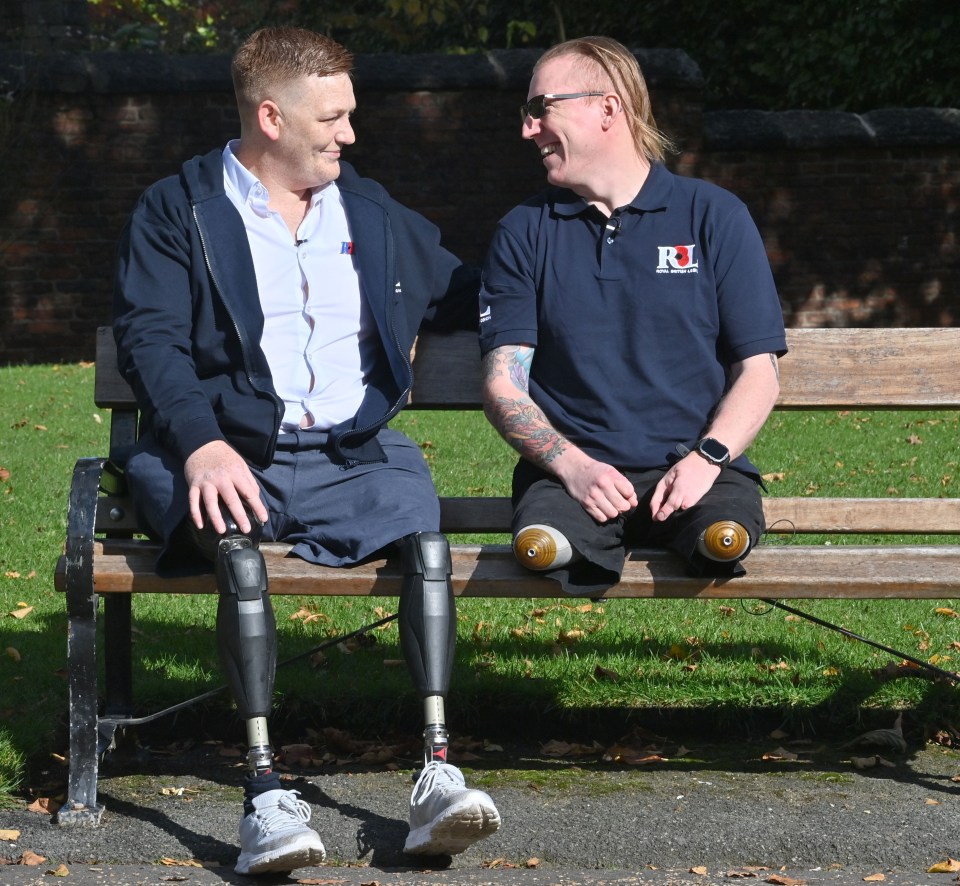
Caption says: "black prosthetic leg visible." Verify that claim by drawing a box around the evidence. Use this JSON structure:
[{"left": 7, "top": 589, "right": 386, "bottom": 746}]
[
  {"left": 398, "top": 531, "right": 456, "bottom": 766},
  {"left": 190, "top": 507, "right": 277, "bottom": 778}
]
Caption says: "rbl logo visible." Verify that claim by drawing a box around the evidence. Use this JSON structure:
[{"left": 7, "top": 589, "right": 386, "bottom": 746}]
[{"left": 656, "top": 244, "right": 699, "bottom": 272}]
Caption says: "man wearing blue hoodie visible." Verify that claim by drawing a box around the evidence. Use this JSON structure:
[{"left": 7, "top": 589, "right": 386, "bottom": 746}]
[{"left": 113, "top": 26, "right": 499, "bottom": 876}]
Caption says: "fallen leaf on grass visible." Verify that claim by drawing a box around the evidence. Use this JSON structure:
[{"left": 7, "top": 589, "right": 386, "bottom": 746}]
[
  {"left": 593, "top": 665, "right": 620, "bottom": 682},
  {"left": 289, "top": 606, "right": 329, "bottom": 624},
  {"left": 0, "top": 467, "right": 10, "bottom": 481},
  {"left": 927, "top": 859, "right": 960, "bottom": 873},
  {"left": 9, "top": 604, "right": 33, "bottom": 619},
  {"left": 5, "top": 647, "right": 20, "bottom": 663},
  {"left": 936, "top": 608, "right": 960, "bottom": 618}
]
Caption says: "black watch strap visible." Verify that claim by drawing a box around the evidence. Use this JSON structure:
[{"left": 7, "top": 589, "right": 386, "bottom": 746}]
[{"left": 695, "top": 437, "right": 730, "bottom": 468}]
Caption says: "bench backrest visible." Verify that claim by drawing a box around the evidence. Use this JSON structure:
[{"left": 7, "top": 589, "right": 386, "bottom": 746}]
[
  {"left": 92, "top": 326, "right": 960, "bottom": 537},
  {"left": 96, "top": 326, "right": 960, "bottom": 411}
]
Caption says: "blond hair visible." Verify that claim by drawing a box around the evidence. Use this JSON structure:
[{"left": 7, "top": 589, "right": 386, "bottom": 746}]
[
  {"left": 231, "top": 27, "right": 353, "bottom": 112},
  {"left": 535, "top": 36, "right": 675, "bottom": 163}
]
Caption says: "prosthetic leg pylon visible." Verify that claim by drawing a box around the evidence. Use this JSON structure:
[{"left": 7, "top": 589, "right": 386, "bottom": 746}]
[
  {"left": 191, "top": 507, "right": 277, "bottom": 776},
  {"left": 398, "top": 531, "right": 455, "bottom": 766}
]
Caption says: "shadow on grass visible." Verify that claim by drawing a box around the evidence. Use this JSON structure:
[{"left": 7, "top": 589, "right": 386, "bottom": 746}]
[{"left": 12, "top": 609, "right": 960, "bottom": 805}]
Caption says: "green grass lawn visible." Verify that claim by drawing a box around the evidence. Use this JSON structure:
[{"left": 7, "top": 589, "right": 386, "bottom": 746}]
[{"left": 1, "top": 361, "right": 958, "bottom": 804}]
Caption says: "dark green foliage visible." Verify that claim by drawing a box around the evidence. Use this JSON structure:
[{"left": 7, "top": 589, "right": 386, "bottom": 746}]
[{"left": 79, "top": 0, "right": 958, "bottom": 111}]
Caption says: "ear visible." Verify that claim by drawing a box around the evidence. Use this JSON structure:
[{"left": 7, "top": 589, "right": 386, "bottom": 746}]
[
  {"left": 599, "top": 93, "right": 622, "bottom": 131},
  {"left": 257, "top": 100, "right": 283, "bottom": 142}
]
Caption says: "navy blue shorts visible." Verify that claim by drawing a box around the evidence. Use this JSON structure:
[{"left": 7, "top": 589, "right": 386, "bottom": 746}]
[
  {"left": 126, "top": 427, "right": 439, "bottom": 571},
  {"left": 512, "top": 460, "right": 765, "bottom": 595}
]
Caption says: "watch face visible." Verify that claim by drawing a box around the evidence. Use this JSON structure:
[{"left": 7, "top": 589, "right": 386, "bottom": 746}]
[{"left": 699, "top": 437, "right": 729, "bottom": 462}]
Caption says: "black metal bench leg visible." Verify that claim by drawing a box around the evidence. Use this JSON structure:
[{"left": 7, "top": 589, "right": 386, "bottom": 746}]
[
  {"left": 56, "top": 457, "right": 107, "bottom": 825},
  {"left": 104, "top": 595, "right": 133, "bottom": 718}
]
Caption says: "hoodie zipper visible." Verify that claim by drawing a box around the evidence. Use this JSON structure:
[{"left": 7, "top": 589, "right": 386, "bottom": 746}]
[{"left": 194, "top": 204, "right": 283, "bottom": 464}]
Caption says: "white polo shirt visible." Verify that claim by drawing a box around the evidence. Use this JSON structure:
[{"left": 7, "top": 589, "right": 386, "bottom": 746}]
[{"left": 222, "top": 141, "right": 370, "bottom": 431}]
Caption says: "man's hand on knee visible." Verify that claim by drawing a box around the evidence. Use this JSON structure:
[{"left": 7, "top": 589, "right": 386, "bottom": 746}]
[{"left": 185, "top": 440, "right": 268, "bottom": 534}]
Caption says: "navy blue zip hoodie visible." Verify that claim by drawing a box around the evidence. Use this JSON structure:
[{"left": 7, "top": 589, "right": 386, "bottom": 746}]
[{"left": 113, "top": 148, "right": 478, "bottom": 469}]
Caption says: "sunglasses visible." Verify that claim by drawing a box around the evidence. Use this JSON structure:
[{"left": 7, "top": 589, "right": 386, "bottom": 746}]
[{"left": 520, "top": 92, "right": 605, "bottom": 123}]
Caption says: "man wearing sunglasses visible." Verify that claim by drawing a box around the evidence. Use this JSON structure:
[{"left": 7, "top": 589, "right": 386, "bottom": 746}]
[{"left": 479, "top": 36, "right": 787, "bottom": 594}]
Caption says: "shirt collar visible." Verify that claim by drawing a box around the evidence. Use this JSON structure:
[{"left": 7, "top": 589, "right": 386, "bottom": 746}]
[
  {"left": 222, "top": 140, "right": 331, "bottom": 217},
  {"left": 552, "top": 161, "right": 673, "bottom": 218}
]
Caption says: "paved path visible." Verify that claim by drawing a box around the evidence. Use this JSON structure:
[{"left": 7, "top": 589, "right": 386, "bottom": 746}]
[{"left": 2, "top": 740, "right": 958, "bottom": 885}]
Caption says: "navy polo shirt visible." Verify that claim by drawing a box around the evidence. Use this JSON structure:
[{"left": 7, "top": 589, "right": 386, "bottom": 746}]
[{"left": 479, "top": 162, "right": 786, "bottom": 472}]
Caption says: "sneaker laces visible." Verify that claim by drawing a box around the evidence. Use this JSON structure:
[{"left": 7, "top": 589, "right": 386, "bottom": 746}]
[
  {"left": 256, "top": 790, "right": 312, "bottom": 833},
  {"left": 410, "top": 761, "right": 465, "bottom": 807}
]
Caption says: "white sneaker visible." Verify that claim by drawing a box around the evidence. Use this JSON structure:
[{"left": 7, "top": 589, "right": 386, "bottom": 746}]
[
  {"left": 235, "top": 789, "right": 326, "bottom": 875},
  {"left": 404, "top": 761, "right": 501, "bottom": 855}
]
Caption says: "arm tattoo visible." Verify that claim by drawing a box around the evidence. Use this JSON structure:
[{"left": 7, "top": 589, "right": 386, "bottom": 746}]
[
  {"left": 768, "top": 352, "right": 780, "bottom": 380},
  {"left": 481, "top": 346, "right": 532, "bottom": 392},
  {"left": 493, "top": 396, "right": 568, "bottom": 464},
  {"left": 482, "top": 346, "right": 568, "bottom": 465}
]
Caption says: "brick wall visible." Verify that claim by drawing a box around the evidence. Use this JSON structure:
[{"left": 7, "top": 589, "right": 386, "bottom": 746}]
[{"left": 0, "top": 49, "right": 957, "bottom": 364}]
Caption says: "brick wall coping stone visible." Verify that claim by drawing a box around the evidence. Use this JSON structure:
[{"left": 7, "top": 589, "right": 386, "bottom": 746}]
[
  {"left": 0, "top": 47, "right": 703, "bottom": 95},
  {"left": 706, "top": 107, "right": 960, "bottom": 150}
]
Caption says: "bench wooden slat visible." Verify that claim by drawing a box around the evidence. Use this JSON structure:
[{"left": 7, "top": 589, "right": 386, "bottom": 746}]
[
  {"left": 775, "top": 327, "right": 960, "bottom": 408},
  {"left": 408, "top": 327, "right": 960, "bottom": 409},
  {"left": 97, "top": 326, "right": 960, "bottom": 410},
  {"left": 55, "top": 539, "right": 960, "bottom": 600}
]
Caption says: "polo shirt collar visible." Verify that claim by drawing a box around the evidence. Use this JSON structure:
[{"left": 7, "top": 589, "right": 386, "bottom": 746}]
[{"left": 552, "top": 161, "right": 673, "bottom": 218}]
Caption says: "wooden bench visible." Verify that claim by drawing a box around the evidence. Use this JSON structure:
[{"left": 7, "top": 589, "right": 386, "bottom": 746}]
[{"left": 54, "top": 325, "right": 960, "bottom": 824}]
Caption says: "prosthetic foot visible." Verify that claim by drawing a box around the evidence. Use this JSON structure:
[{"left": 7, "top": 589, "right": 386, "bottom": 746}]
[
  {"left": 696, "top": 519, "right": 751, "bottom": 562},
  {"left": 513, "top": 523, "right": 579, "bottom": 571}
]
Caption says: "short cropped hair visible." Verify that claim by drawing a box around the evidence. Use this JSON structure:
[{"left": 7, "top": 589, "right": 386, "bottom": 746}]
[
  {"left": 232, "top": 27, "right": 354, "bottom": 112},
  {"left": 535, "top": 36, "right": 675, "bottom": 163}
]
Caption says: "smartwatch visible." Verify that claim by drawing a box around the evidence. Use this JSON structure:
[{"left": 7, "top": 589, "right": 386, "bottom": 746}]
[{"left": 695, "top": 437, "right": 730, "bottom": 468}]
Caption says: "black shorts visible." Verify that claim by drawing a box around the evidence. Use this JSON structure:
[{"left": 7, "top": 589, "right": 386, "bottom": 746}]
[{"left": 512, "top": 460, "right": 765, "bottom": 595}]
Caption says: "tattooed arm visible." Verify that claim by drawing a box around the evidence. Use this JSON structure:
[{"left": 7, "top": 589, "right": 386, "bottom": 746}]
[{"left": 481, "top": 344, "right": 638, "bottom": 523}]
